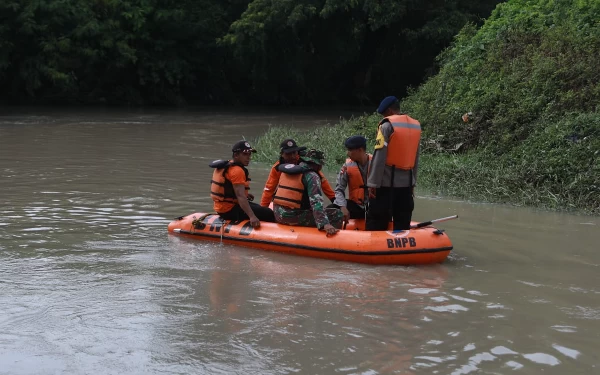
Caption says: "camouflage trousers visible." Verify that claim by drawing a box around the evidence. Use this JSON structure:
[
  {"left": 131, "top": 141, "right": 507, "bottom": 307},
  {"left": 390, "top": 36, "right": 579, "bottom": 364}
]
[{"left": 273, "top": 204, "right": 344, "bottom": 229}]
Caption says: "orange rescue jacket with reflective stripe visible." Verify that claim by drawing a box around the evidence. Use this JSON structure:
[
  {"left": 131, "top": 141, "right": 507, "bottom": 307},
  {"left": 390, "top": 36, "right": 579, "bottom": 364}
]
[
  {"left": 382, "top": 114, "right": 421, "bottom": 169},
  {"left": 345, "top": 155, "right": 372, "bottom": 205},
  {"left": 210, "top": 162, "right": 249, "bottom": 204}
]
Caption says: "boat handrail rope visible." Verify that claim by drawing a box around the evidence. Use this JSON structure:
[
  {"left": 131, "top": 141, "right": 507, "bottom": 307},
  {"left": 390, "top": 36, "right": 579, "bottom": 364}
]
[
  {"left": 220, "top": 219, "right": 228, "bottom": 243},
  {"left": 192, "top": 213, "right": 216, "bottom": 230}
]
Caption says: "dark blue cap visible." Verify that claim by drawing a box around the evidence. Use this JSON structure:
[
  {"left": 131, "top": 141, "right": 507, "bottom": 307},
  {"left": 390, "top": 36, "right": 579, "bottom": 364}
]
[
  {"left": 344, "top": 135, "right": 367, "bottom": 149},
  {"left": 376, "top": 96, "right": 398, "bottom": 114}
]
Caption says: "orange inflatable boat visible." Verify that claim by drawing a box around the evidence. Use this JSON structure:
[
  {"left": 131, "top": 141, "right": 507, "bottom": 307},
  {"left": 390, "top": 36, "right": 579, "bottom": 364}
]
[{"left": 168, "top": 212, "right": 454, "bottom": 265}]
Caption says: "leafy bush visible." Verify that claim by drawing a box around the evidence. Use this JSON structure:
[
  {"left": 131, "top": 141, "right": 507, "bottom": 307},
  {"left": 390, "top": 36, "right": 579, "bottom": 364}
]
[
  {"left": 255, "top": 0, "right": 600, "bottom": 214},
  {"left": 402, "top": 0, "right": 600, "bottom": 155},
  {"left": 252, "top": 114, "right": 381, "bottom": 168}
]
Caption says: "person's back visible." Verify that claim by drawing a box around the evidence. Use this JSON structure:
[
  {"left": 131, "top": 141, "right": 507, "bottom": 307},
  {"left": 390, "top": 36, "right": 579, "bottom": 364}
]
[
  {"left": 261, "top": 139, "right": 335, "bottom": 207},
  {"left": 272, "top": 149, "right": 342, "bottom": 236},
  {"left": 366, "top": 97, "right": 421, "bottom": 230}
]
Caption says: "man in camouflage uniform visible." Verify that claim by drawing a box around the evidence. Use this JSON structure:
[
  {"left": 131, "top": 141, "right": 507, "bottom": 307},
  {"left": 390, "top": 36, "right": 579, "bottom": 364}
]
[{"left": 273, "top": 149, "right": 343, "bottom": 235}]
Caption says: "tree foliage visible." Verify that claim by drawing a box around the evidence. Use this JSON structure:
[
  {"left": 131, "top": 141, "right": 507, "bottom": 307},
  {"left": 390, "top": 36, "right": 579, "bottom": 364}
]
[
  {"left": 256, "top": 0, "right": 599, "bottom": 213},
  {"left": 0, "top": 0, "right": 249, "bottom": 104},
  {"left": 0, "top": 0, "right": 500, "bottom": 105},
  {"left": 402, "top": 0, "right": 600, "bottom": 153},
  {"left": 222, "top": 0, "right": 501, "bottom": 104},
  {"left": 399, "top": 0, "right": 599, "bottom": 213}
]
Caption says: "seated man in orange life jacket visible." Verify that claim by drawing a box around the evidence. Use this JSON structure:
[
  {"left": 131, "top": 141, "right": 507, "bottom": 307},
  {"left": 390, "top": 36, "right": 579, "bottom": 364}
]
[
  {"left": 260, "top": 138, "right": 336, "bottom": 207},
  {"left": 327, "top": 135, "right": 372, "bottom": 222},
  {"left": 210, "top": 140, "right": 275, "bottom": 228},
  {"left": 272, "top": 149, "right": 344, "bottom": 236}
]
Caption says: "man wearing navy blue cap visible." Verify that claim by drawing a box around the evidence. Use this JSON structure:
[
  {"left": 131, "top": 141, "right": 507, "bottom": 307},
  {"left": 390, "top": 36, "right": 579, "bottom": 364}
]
[
  {"left": 328, "top": 135, "right": 372, "bottom": 221},
  {"left": 376, "top": 96, "right": 399, "bottom": 115},
  {"left": 366, "top": 96, "right": 421, "bottom": 230}
]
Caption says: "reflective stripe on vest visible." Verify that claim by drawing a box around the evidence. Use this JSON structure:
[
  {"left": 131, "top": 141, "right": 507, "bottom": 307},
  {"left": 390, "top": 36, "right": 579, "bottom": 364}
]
[
  {"left": 210, "top": 165, "right": 249, "bottom": 203},
  {"left": 384, "top": 114, "right": 421, "bottom": 169},
  {"left": 273, "top": 173, "right": 304, "bottom": 209}
]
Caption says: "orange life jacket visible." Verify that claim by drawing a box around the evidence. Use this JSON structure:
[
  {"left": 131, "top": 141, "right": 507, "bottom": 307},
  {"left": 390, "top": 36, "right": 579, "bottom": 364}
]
[
  {"left": 260, "top": 160, "right": 283, "bottom": 207},
  {"left": 345, "top": 155, "right": 372, "bottom": 205},
  {"left": 317, "top": 170, "right": 335, "bottom": 201},
  {"left": 210, "top": 160, "right": 250, "bottom": 204},
  {"left": 273, "top": 164, "right": 310, "bottom": 209},
  {"left": 382, "top": 114, "right": 421, "bottom": 169}
]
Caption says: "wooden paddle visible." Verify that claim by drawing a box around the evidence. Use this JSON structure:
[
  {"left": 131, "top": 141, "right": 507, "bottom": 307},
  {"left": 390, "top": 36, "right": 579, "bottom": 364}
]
[{"left": 410, "top": 215, "right": 458, "bottom": 229}]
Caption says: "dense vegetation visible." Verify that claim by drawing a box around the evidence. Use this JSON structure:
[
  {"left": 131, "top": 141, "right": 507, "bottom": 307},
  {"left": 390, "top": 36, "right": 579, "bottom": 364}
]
[
  {"left": 2, "top": 0, "right": 597, "bottom": 213},
  {"left": 0, "top": 0, "right": 500, "bottom": 105},
  {"left": 254, "top": 0, "right": 600, "bottom": 214}
]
